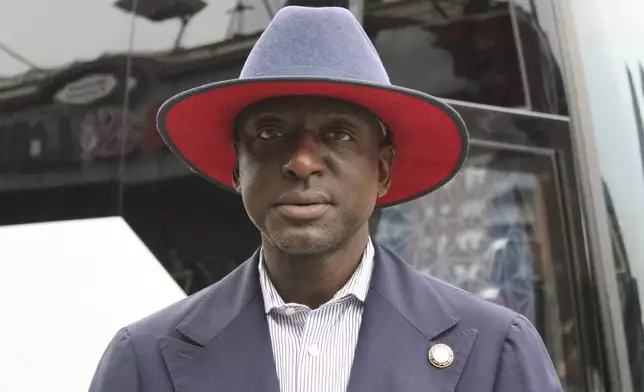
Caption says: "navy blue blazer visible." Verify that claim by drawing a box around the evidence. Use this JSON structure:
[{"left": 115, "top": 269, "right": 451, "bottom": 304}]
[{"left": 89, "top": 243, "right": 563, "bottom": 392}]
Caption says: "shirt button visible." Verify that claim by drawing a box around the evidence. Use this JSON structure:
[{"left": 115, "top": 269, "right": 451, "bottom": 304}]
[
  {"left": 284, "top": 307, "right": 296, "bottom": 316},
  {"left": 308, "top": 344, "right": 320, "bottom": 357}
]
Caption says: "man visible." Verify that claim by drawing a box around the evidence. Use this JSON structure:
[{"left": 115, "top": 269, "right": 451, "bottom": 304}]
[{"left": 90, "top": 6, "right": 562, "bottom": 392}]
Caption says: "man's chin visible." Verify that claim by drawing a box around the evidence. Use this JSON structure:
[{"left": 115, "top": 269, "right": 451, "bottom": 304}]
[{"left": 265, "top": 227, "right": 339, "bottom": 255}]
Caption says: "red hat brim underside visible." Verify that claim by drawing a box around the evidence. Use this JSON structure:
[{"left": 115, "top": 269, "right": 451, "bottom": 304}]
[{"left": 157, "top": 78, "right": 469, "bottom": 208}]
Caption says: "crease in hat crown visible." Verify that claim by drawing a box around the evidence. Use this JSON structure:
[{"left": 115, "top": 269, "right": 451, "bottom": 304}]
[{"left": 239, "top": 6, "right": 391, "bottom": 85}]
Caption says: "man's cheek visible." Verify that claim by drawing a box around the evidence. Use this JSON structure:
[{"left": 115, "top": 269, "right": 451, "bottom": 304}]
[{"left": 238, "top": 161, "right": 261, "bottom": 188}]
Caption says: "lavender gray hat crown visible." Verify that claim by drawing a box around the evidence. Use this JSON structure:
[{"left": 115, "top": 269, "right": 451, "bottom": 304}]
[{"left": 240, "top": 6, "right": 390, "bottom": 84}]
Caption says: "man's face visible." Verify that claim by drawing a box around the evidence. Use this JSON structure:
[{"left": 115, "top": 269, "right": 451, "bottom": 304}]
[{"left": 234, "top": 96, "right": 394, "bottom": 255}]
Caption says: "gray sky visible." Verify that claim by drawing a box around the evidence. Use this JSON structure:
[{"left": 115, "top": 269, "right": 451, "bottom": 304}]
[{"left": 0, "top": 0, "right": 282, "bottom": 78}]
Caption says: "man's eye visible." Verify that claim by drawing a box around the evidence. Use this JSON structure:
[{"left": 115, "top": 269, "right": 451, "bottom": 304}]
[
  {"left": 257, "top": 128, "right": 284, "bottom": 140},
  {"left": 326, "top": 129, "right": 353, "bottom": 141}
]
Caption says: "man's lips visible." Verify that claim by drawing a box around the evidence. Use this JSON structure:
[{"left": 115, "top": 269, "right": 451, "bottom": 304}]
[
  {"left": 275, "top": 191, "right": 332, "bottom": 220},
  {"left": 276, "top": 204, "right": 330, "bottom": 220},
  {"left": 276, "top": 190, "right": 331, "bottom": 205}
]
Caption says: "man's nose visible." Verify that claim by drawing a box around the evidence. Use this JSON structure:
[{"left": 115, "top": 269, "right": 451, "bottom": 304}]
[{"left": 282, "top": 134, "right": 324, "bottom": 180}]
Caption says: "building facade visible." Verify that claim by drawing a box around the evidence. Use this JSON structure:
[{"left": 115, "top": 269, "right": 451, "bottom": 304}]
[{"left": 0, "top": 0, "right": 642, "bottom": 391}]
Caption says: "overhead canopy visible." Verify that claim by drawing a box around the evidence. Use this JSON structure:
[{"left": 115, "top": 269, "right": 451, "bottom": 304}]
[{"left": 114, "top": 0, "right": 207, "bottom": 21}]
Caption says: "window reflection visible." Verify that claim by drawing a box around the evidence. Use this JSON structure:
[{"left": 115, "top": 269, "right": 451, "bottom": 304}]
[
  {"left": 605, "top": 180, "right": 644, "bottom": 392},
  {"left": 509, "top": 0, "right": 568, "bottom": 115},
  {"left": 366, "top": 0, "right": 525, "bottom": 108},
  {"left": 364, "top": 0, "right": 568, "bottom": 114},
  {"left": 0, "top": 2, "right": 137, "bottom": 225},
  {"left": 371, "top": 146, "right": 581, "bottom": 390},
  {"left": 0, "top": 2, "right": 135, "bottom": 80},
  {"left": 122, "top": 176, "right": 260, "bottom": 295},
  {"left": 0, "top": 57, "right": 151, "bottom": 188}
]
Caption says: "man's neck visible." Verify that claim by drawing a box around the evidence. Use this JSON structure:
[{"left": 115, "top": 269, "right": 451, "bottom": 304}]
[{"left": 261, "top": 227, "right": 370, "bottom": 309}]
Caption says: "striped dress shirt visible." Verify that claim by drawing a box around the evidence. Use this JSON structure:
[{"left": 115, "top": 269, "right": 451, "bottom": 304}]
[{"left": 258, "top": 238, "right": 375, "bottom": 392}]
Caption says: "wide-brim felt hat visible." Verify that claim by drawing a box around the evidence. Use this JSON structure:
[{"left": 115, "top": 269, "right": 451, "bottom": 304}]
[{"left": 157, "top": 6, "right": 469, "bottom": 207}]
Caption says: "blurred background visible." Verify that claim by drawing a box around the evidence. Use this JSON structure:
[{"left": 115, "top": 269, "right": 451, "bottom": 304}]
[{"left": 0, "top": 0, "right": 643, "bottom": 391}]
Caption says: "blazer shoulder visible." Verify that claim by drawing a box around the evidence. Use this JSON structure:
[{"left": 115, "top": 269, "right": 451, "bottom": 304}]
[
  {"left": 423, "top": 272, "right": 519, "bottom": 332},
  {"left": 124, "top": 254, "right": 256, "bottom": 343},
  {"left": 374, "top": 242, "right": 519, "bottom": 333},
  {"left": 125, "top": 281, "right": 217, "bottom": 339}
]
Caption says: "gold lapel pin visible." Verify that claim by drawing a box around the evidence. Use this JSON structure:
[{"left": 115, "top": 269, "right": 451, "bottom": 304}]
[{"left": 428, "top": 343, "right": 454, "bottom": 368}]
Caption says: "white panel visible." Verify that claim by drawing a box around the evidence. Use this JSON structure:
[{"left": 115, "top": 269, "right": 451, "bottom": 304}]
[{"left": 0, "top": 217, "right": 187, "bottom": 392}]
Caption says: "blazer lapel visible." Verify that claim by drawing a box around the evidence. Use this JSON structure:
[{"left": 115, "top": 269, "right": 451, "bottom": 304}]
[
  {"left": 347, "top": 244, "right": 479, "bottom": 392},
  {"left": 159, "top": 250, "right": 280, "bottom": 392}
]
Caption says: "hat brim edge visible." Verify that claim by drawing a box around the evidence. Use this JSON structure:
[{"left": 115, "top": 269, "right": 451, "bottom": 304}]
[{"left": 156, "top": 76, "right": 469, "bottom": 209}]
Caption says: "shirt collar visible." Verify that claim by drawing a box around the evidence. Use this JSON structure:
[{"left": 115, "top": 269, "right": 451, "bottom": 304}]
[{"left": 258, "top": 237, "right": 375, "bottom": 314}]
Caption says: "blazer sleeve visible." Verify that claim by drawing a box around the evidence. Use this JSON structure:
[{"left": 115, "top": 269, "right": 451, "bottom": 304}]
[
  {"left": 89, "top": 327, "right": 140, "bottom": 392},
  {"left": 494, "top": 315, "right": 563, "bottom": 392}
]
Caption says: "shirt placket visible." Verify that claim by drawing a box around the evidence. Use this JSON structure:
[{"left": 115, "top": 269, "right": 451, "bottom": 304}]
[
  {"left": 278, "top": 305, "right": 305, "bottom": 392},
  {"left": 297, "top": 306, "right": 326, "bottom": 392}
]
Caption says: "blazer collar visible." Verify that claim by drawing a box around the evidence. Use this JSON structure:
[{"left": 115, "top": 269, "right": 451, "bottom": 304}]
[
  {"left": 175, "top": 242, "right": 459, "bottom": 345},
  {"left": 346, "top": 244, "right": 476, "bottom": 392},
  {"left": 368, "top": 242, "right": 459, "bottom": 340},
  {"left": 159, "top": 248, "right": 281, "bottom": 392},
  {"left": 175, "top": 247, "right": 262, "bottom": 347}
]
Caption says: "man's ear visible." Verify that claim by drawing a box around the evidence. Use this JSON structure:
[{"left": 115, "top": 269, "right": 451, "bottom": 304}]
[
  {"left": 232, "top": 161, "right": 241, "bottom": 193},
  {"left": 231, "top": 139, "right": 242, "bottom": 192},
  {"left": 377, "top": 147, "right": 394, "bottom": 198}
]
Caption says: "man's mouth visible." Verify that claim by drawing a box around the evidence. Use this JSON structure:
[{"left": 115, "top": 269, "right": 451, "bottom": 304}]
[
  {"left": 275, "top": 191, "right": 332, "bottom": 220},
  {"left": 276, "top": 204, "right": 330, "bottom": 220}
]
